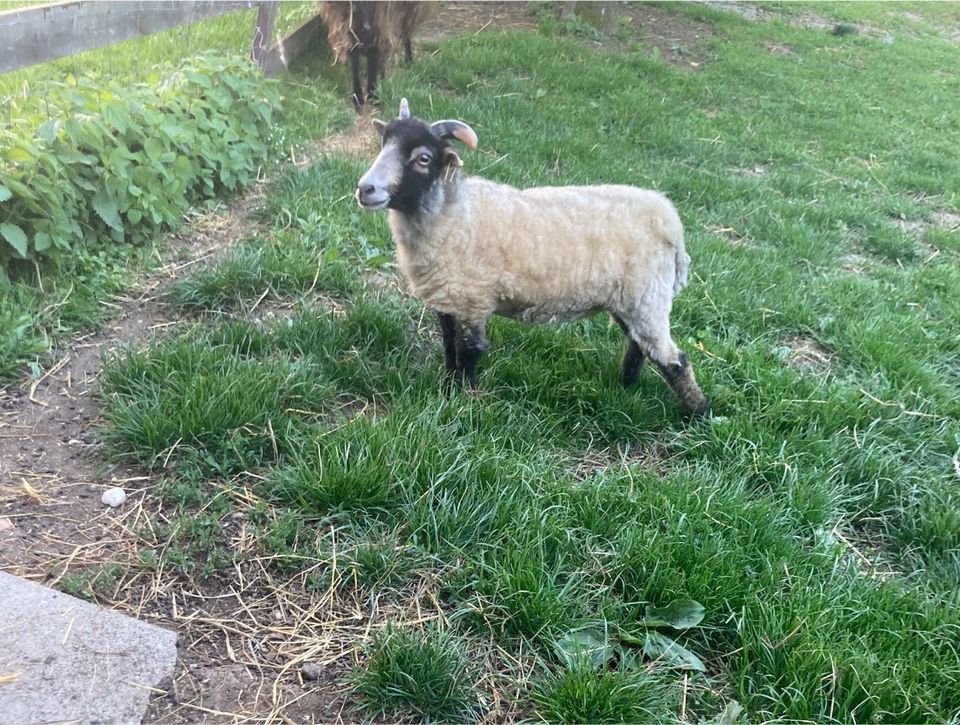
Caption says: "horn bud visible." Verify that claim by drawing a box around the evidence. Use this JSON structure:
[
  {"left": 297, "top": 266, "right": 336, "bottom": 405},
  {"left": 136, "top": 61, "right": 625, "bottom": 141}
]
[
  {"left": 430, "top": 120, "right": 479, "bottom": 150},
  {"left": 398, "top": 98, "right": 410, "bottom": 119}
]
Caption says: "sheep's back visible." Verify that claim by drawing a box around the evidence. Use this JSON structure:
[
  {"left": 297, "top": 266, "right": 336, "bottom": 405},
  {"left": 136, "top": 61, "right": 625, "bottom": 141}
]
[
  {"left": 318, "top": 1, "right": 432, "bottom": 64},
  {"left": 396, "top": 179, "right": 688, "bottom": 323},
  {"left": 317, "top": 1, "right": 356, "bottom": 62},
  {"left": 480, "top": 182, "right": 685, "bottom": 305}
]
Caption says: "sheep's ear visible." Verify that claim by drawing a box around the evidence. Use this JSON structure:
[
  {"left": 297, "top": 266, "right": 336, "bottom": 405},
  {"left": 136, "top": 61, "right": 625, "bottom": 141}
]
[
  {"left": 372, "top": 119, "right": 387, "bottom": 137},
  {"left": 442, "top": 147, "right": 463, "bottom": 169}
]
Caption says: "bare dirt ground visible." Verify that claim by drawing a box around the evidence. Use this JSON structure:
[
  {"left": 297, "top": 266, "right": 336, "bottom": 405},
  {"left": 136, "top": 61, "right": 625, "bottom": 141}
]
[
  {"left": 621, "top": 3, "right": 714, "bottom": 67},
  {"left": 0, "top": 203, "right": 255, "bottom": 581},
  {"left": 0, "top": 195, "right": 284, "bottom": 721}
]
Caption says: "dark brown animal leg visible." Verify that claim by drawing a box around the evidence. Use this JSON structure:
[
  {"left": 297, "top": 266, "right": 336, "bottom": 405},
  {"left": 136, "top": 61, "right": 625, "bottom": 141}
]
[
  {"left": 455, "top": 323, "right": 489, "bottom": 388},
  {"left": 621, "top": 341, "right": 646, "bottom": 387},
  {"left": 365, "top": 45, "right": 381, "bottom": 104},
  {"left": 612, "top": 315, "right": 645, "bottom": 386},
  {"left": 437, "top": 312, "right": 458, "bottom": 374},
  {"left": 348, "top": 46, "right": 364, "bottom": 109},
  {"left": 655, "top": 352, "right": 711, "bottom": 421}
]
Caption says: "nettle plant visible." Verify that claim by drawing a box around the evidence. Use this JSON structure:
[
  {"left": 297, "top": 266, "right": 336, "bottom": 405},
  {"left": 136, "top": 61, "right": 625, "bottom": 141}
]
[{"left": 0, "top": 55, "right": 279, "bottom": 278}]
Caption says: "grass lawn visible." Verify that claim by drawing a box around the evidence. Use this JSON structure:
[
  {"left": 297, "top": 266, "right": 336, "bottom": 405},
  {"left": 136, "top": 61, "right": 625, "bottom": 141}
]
[{"left": 11, "top": 1, "right": 960, "bottom": 722}]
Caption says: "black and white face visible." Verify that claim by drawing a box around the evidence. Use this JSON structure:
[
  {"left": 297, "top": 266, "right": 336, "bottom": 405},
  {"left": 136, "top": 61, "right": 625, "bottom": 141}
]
[{"left": 356, "top": 117, "right": 461, "bottom": 216}]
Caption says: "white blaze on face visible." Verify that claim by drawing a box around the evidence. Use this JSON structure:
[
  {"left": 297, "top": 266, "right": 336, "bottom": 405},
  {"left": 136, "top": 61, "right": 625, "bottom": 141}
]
[{"left": 356, "top": 139, "right": 404, "bottom": 210}]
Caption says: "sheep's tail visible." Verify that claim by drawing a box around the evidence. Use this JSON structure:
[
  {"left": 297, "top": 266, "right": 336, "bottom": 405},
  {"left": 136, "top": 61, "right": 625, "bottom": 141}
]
[
  {"left": 674, "top": 247, "right": 690, "bottom": 297},
  {"left": 651, "top": 198, "right": 688, "bottom": 297}
]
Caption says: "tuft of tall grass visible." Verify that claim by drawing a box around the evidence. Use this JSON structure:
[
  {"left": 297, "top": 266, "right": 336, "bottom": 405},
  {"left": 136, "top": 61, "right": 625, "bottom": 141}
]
[
  {"left": 532, "top": 663, "right": 677, "bottom": 724},
  {"left": 352, "top": 626, "right": 480, "bottom": 722}
]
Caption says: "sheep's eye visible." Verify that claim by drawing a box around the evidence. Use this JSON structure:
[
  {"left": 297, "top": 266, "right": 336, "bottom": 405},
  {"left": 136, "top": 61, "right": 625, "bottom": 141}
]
[{"left": 417, "top": 153, "right": 432, "bottom": 166}]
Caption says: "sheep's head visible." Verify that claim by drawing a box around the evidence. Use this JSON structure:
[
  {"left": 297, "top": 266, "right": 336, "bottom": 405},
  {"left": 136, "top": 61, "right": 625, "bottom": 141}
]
[{"left": 356, "top": 98, "right": 478, "bottom": 215}]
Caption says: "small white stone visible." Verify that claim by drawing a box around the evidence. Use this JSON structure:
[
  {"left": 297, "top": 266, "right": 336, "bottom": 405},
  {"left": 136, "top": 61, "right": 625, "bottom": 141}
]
[
  {"left": 300, "top": 662, "right": 324, "bottom": 681},
  {"left": 101, "top": 487, "right": 126, "bottom": 508}
]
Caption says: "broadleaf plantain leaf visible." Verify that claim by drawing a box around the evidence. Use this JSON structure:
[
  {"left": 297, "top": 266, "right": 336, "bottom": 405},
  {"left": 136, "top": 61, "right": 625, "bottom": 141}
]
[
  {"left": 640, "top": 598, "right": 705, "bottom": 630},
  {"left": 642, "top": 631, "right": 706, "bottom": 672}
]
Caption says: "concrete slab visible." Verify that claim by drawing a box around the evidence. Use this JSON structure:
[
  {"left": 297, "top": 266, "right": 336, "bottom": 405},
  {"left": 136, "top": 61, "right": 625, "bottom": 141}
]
[{"left": 0, "top": 571, "right": 178, "bottom": 725}]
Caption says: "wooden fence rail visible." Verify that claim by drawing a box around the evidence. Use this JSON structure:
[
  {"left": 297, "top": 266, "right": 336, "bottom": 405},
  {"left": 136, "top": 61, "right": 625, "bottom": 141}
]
[{"left": 0, "top": 0, "right": 323, "bottom": 76}]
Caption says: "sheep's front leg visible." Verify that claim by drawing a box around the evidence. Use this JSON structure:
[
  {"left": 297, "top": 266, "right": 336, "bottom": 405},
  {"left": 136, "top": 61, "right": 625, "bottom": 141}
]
[
  {"left": 436, "top": 312, "right": 458, "bottom": 374},
  {"left": 365, "top": 45, "right": 381, "bottom": 104},
  {"left": 455, "top": 322, "right": 489, "bottom": 388}
]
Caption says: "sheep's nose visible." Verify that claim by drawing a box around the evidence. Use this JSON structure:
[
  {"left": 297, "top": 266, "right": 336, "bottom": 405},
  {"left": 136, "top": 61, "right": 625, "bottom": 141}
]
[{"left": 356, "top": 178, "right": 389, "bottom": 210}]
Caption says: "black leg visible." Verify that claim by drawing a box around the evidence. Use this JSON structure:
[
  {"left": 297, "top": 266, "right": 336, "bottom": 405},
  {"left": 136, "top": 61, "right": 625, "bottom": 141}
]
[
  {"left": 365, "top": 46, "right": 380, "bottom": 104},
  {"left": 654, "top": 352, "right": 711, "bottom": 421},
  {"left": 620, "top": 340, "right": 645, "bottom": 387},
  {"left": 455, "top": 323, "right": 489, "bottom": 389},
  {"left": 612, "top": 314, "right": 645, "bottom": 386},
  {"left": 404, "top": 36, "right": 414, "bottom": 63},
  {"left": 437, "top": 312, "right": 458, "bottom": 374},
  {"left": 348, "top": 47, "right": 364, "bottom": 110}
]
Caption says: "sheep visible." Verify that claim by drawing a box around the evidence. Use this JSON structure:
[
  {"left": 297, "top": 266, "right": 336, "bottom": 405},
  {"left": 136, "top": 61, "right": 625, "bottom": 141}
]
[
  {"left": 355, "top": 99, "right": 711, "bottom": 420},
  {"left": 317, "top": 1, "right": 436, "bottom": 110}
]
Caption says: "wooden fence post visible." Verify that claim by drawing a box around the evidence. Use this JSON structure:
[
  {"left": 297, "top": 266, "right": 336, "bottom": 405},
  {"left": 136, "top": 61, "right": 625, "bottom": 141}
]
[
  {"left": 557, "top": 2, "right": 578, "bottom": 21},
  {"left": 251, "top": 1, "right": 278, "bottom": 70},
  {"left": 600, "top": 1, "right": 621, "bottom": 35}
]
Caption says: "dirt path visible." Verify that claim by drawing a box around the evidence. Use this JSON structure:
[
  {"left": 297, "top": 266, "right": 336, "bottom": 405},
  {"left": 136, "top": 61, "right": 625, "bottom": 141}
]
[
  {"left": 0, "top": 197, "right": 276, "bottom": 721},
  {"left": 0, "top": 207, "right": 250, "bottom": 579}
]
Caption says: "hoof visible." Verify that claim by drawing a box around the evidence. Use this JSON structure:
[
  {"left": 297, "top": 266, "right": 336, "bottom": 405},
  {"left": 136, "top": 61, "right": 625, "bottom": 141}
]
[{"left": 681, "top": 398, "right": 711, "bottom": 423}]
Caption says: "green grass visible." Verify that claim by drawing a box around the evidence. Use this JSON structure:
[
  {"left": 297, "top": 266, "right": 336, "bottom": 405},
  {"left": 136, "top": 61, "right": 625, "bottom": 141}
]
[
  {"left": 0, "top": 1, "right": 350, "bottom": 381},
  {"left": 57, "top": 563, "right": 125, "bottom": 601},
  {"left": 352, "top": 626, "right": 480, "bottom": 722},
  {"left": 532, "top": 663, "right": 676, "bottom": 724},
  {"left": 88, "top": 2, "right": 960, "bottom": 721}
]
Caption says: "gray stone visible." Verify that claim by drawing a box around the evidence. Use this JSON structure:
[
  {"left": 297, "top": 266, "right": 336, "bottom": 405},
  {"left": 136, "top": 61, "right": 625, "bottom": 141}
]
[
  {"left": 0, "top": 571, "right": 178, "bottom": 724},
  {"left": 101, "top": 487, "right": 127, "bottom": 507}
]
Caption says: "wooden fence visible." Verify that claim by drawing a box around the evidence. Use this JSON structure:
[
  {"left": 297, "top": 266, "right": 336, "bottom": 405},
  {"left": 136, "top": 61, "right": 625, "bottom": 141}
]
[{"left": 0, "top": 0, "right": 324, "bottom": 76}]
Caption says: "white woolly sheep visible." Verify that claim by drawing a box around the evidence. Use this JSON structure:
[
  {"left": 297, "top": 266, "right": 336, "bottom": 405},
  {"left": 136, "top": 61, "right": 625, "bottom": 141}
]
[
  {"left": 355, "top": 99, "right": 710, "bottom": 419},
  {"left": 317, "top": 2, "right": 435, "bottom": 109}
]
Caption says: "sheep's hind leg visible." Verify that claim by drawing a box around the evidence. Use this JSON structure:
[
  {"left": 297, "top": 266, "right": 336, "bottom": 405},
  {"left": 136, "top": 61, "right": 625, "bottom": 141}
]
[
  {"left": 652, "top": 347, "right": 710, "bottom": 420},
  {"left": 621, "top": 341, "right": 646, "bottom": 387},
  {"left": 613, "top": 315, "right": 645, "bottom": 386},
  {"left": 629, "top": 321, "right": 709, "bottom": 420}
]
